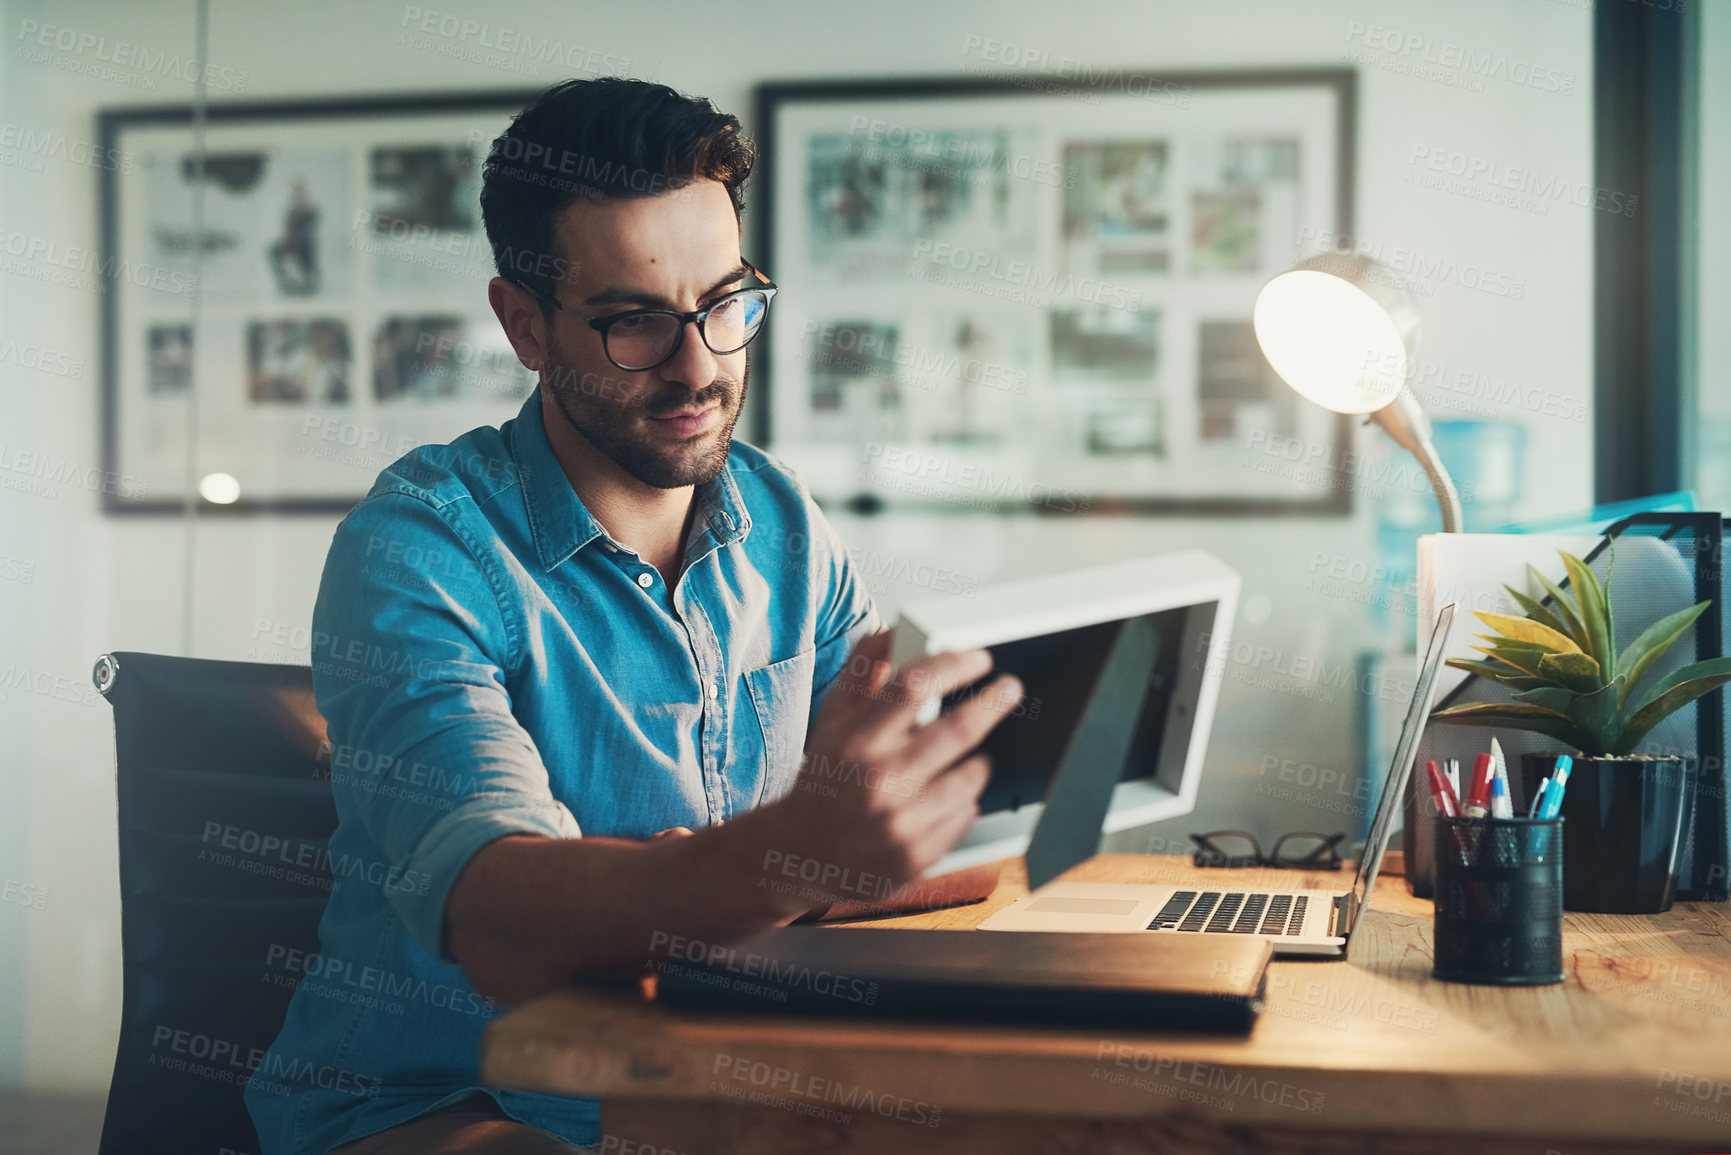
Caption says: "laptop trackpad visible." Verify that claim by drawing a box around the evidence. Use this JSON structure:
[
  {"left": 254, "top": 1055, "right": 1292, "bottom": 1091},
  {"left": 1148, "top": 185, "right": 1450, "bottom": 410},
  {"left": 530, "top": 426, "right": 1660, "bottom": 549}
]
[{"left": 1025, "top": 896, "right": 1142, "bottom": 915}]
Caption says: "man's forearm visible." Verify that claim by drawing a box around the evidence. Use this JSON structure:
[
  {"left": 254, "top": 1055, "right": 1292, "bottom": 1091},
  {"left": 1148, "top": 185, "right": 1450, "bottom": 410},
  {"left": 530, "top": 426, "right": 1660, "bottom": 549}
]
[{"left": 444, "top": 802, "right": 809, "bottom": 1003}]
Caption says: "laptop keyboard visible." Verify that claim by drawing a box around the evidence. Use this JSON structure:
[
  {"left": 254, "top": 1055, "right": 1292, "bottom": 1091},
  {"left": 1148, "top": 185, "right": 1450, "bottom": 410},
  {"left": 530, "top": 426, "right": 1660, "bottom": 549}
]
[{"left": 1147, "top": 891, "right": 1311, "bottom": 936}]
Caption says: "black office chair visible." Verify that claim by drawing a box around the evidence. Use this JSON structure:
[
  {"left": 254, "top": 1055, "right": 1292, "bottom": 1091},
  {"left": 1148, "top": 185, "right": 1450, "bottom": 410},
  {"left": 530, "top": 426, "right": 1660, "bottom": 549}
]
[{"left": 93, "top": 652, "right": 336, "bottom": 1155}]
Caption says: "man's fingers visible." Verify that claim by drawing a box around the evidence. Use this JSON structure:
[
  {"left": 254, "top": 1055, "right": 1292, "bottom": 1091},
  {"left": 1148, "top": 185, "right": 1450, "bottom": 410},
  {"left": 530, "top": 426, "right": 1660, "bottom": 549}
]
[
  {"left": 908, "top": 753, "right": 989, "bottom": 831},
  {"left": 863, "top": 647, "right": 995, "bottom": 730},
  {"left": 906, "top": 673, "right": 1023, "bottom": 769},
  {"left": 909, "top": 754, "right": 990, "bottom": 857},
  {"left": 650, "top": 826, "right": 694, "bottom": 840},
  {"left": 862, "top": 653, "right": 895, "bottom": 697},
  {"left": 927, "top": 802, "right": 983, "bottom": 867}
]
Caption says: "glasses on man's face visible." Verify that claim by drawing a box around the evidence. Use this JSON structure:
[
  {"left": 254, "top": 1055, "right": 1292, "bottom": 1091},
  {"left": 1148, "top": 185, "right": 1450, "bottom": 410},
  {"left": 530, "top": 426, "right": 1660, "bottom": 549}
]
[
  {"left": 523, "top": 260, "right": 777, "bottom": 373},
  {"left": 1189, "top": 830, "right": 1345, "bottom": 871}
]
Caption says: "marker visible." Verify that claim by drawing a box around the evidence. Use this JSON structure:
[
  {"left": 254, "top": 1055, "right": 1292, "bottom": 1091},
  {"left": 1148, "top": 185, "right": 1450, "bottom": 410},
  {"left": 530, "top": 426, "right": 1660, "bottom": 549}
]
[
  {"left": 1427, "top": 760, "right": 1473, "bottom": 869},
  {"left": 1438, "top": 761, "right": 1461, "bottom": 815},
  {"left": 1465, "top": 752, "right": 1495, "bottom": 818},
  {"left": 1426, "top": 760, "right": 1460, "bottom": 818},
  {"left": 1445, "top": 758, "right": 1461, "bottom": 799}
]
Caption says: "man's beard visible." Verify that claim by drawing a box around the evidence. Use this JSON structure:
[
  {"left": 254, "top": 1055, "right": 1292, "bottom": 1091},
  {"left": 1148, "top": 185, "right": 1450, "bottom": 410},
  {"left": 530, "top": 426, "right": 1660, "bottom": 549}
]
[{"left": 540, "top": 332, "right": 746, "bottom": 490}]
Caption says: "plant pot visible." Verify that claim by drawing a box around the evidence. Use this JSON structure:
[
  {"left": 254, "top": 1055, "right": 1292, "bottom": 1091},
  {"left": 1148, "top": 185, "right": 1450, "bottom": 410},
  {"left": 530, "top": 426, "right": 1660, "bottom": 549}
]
[{"left": 1516, "top": 754, "right": 1698, "bottom": 914}]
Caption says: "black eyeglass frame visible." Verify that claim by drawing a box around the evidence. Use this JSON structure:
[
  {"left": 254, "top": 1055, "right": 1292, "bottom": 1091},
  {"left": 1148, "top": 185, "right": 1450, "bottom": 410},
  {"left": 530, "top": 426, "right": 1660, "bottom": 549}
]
[
  {"left": 1188, "top": 830, "right": 1346, "bottom": 871},
  {"left": 516, "top": 259, "right": 778, "bottom": 373}
]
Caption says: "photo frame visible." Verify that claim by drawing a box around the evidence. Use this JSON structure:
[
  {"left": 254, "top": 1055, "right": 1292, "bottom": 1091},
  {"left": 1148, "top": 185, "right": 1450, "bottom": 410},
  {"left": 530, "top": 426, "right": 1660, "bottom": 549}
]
[
  {"left": 99, "top": 90, "right": 541, "bottom": 514},
  {"left": 752, "top": 70, "right": 1356, "bottom": 515}
]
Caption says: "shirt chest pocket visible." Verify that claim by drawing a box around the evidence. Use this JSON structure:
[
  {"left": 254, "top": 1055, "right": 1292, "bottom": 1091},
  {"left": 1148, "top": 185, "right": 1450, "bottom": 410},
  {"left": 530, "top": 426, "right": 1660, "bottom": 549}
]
[{"left": 743, "top": 647, "right": 817, "bottom": 807}]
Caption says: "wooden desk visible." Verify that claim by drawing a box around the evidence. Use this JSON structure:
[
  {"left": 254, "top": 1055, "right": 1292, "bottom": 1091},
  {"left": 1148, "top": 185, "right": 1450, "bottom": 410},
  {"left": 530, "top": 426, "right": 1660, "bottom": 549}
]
[{"left": 481, "top": 855, "right": 1731, "bottom": 1154}]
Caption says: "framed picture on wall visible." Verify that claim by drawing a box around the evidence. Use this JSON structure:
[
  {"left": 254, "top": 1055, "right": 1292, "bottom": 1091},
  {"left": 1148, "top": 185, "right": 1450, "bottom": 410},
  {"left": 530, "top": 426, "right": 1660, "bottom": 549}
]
[
  {"left": 99, "top": 90, "right": 541, "bottom": 514},
  {"left": 753, "top": 70, "right": 1357, "bottom": 515}
]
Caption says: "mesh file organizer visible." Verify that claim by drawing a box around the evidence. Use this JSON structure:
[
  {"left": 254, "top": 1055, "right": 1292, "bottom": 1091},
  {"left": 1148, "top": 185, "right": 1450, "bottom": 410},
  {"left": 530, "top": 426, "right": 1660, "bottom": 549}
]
[
  {"left": 1409, "top": 513, "right": 1726, "bottom": 901},
  {"left": 1432, "top": 816, "right": 1565, "bottom": 985}
]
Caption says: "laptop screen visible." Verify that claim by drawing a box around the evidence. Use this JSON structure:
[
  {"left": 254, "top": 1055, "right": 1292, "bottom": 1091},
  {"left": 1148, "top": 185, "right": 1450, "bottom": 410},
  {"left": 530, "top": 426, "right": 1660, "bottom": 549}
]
[{"left": 1347, "top": 602, "right": 1458, "bottom": 931}]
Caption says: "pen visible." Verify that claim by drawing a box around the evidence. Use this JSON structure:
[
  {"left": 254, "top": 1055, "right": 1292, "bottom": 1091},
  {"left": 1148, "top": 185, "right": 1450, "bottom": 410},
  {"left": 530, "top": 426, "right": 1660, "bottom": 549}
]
[
  {"left": 1464, "top": 752, "right": 1495, "bottom": 818},
  {"left": 1524, "top": 776, "right": 1550, "bottom": 859},
  {"left": 1533, "top": 755, "right": 1572, "bottom": 859},
  {"left": 1551, "top": 754, "right": 1573, "bottom": 793},
  {"left": 1489, "top": 738, "right": 1513, "bottom": 818},
  {"left": 1445, "top": 758, "right": 1461, "bottom": 799},
  {"left": 1537, "top": 758, "right": 1570, "bottom": 821},
  {"left": 1489, "top": 771, "right": 1513, "bottom": 820},
  {"left": 1528, "top": 778, "right": 1550, "bottom": 819}
]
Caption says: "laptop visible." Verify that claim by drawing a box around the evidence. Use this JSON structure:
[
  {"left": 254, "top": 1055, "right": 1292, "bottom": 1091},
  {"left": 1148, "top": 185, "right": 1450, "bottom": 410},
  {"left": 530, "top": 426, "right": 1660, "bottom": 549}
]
[{"left": 979, "top": 602, "right": 1458, "bottom": 957}]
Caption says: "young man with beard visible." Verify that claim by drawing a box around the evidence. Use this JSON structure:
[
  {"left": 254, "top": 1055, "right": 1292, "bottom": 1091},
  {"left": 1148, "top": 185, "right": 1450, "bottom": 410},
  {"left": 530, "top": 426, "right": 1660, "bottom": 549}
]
[{"left": 247, "top": 78, "right": 1021, "bottom": 1154}]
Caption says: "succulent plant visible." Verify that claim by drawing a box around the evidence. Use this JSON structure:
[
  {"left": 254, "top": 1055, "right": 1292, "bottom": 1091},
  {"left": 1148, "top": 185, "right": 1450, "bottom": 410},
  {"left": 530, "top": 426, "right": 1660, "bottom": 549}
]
[{"left": 1431, "top": 548, "right": 1731, "bottom": 757}]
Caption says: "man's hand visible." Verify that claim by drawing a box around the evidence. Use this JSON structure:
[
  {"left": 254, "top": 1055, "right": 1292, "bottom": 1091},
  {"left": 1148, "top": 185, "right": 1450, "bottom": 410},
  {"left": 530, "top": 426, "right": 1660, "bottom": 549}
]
[
  {"left": 758, "top": 631, "right": 1022, "bottom": 916},
  {"left": 444, "top": 636, "right": 1019, "bottom": 1002}
]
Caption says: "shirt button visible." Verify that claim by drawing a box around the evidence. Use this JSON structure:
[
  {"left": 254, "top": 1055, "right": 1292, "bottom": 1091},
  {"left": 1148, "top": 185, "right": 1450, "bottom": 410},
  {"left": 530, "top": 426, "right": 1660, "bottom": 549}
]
[
  {"left": 708, "top": 682, "right": 720, "bottom": 701},
  {"left": 636, "top": 572, "right": 654, "bottom": 589}
]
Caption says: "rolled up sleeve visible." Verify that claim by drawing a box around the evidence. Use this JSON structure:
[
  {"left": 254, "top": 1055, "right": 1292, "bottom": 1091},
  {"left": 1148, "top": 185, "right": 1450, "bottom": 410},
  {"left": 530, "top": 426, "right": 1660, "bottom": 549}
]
[
  {"left": 805, "top": 499, "right": 883, "bottom": 730},
  {"left": 312, "top": 490, "right": 578, "bottom": 962}
]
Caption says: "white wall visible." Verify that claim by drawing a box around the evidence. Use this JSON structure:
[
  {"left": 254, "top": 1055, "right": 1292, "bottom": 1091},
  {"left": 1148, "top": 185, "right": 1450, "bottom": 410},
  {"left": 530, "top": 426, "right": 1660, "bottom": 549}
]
[{"left": 0, "top": 0, "right": 1593, "bottom": 1090}]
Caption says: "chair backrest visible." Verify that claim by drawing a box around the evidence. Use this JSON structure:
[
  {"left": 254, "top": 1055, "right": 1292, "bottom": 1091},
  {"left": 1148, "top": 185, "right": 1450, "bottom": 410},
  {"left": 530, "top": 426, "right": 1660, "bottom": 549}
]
[{"left": 93, "top": 651, "right": 336, "bottom": 1155}]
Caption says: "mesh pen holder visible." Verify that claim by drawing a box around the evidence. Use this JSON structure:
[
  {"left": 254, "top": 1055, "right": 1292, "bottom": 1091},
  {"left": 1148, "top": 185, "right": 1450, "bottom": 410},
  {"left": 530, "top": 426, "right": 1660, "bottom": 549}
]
[{"left": 1432, "top": 816, "right": 1564, "bottom": 986}]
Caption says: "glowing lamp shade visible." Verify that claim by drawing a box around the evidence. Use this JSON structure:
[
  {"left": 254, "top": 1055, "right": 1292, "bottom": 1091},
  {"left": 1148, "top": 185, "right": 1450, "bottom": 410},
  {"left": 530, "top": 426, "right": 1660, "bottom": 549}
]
[
  {"left": 198, "top": 472, "right": 241, "bottom": 505},
  {"left": 1251, "top": 252, "right": 1460, "bottom": 532},
  {"left": 1252, "top": 263, "right": 1414, "bottom": 415}
]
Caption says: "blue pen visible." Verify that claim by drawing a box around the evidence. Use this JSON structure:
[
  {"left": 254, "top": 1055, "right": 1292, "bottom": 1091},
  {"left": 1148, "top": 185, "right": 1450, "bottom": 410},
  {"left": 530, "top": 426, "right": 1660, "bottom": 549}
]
[
  {"left": 1528, "top": 779, "right": 1550, "bottom": 819},
  {"left": 1489, "top": 772, "right": 1513, "bottom": 820},
  {"left": 1549, "top": 755, "right": 1574, "bottom": 796},
  {"left": 1534, "top": 756, "right": 1572, "bottom": 858},
  {"left": 1526, "top": 778, "right": 1551, "bottom": 859}
]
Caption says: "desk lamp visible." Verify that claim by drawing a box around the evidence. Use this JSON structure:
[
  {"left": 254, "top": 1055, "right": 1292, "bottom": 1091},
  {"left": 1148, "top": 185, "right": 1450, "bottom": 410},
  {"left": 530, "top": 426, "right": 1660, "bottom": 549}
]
[{"left": 1251, "top": 253, "right": 1462, "bottom": 532}]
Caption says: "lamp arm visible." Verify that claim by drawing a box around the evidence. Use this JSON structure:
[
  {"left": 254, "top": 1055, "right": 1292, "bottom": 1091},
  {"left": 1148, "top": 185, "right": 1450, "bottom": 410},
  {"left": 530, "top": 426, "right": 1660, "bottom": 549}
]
[
  {"left": 1370, "top": 388, "right": 1464, "bottom": 533},
  {"left": 1410, "top": 438, "right": 1464, "bottom": 534}
]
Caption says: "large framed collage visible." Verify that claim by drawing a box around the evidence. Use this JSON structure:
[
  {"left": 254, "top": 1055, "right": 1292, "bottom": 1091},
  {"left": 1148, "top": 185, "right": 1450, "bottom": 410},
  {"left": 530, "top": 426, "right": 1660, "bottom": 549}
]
[
  {"left": 753, "top": 71, "right": 1356, "bottom": 515},
  {"left": 100, "top": 91, "right": 539, "bottom": 513}
]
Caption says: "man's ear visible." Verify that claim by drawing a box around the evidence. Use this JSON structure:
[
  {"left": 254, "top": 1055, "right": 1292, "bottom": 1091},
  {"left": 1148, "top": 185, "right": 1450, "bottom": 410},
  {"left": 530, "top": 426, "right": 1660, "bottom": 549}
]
[{"left": 489, "top": 277, "right": 551, "bottom": 372}]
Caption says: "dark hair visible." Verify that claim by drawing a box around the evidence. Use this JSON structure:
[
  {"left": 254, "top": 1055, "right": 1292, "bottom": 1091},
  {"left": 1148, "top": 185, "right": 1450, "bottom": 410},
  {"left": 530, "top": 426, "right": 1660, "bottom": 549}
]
[{"left": 480, "top": 77, "right": 755, "bottom": 312}]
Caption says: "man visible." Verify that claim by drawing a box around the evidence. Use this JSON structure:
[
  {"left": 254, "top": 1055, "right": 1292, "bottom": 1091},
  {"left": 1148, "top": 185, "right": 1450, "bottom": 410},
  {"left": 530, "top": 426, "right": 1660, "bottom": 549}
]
[{"left": 247, "top": 77, "right": 1021, "bottom": 1154}]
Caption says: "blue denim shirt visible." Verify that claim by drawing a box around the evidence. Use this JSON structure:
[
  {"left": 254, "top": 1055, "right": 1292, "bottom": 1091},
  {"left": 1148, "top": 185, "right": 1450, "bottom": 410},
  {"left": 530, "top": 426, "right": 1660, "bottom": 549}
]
[{"left": 247, "top": 390, "right": 880, "bottom": 1154}]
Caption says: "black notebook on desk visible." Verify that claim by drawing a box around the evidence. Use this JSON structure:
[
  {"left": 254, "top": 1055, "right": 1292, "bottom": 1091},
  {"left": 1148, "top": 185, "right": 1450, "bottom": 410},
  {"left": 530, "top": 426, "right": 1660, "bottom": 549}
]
[{"left": 653, "top": 927, "right": 1271, "bottom": 1033}]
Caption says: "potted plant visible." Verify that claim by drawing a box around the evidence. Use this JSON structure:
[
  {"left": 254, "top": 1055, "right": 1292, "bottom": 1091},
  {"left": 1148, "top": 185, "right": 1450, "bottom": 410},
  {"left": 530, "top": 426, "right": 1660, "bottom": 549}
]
[{"left": 1431, "top": 548, "right": 1731, "bottom": 913}]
